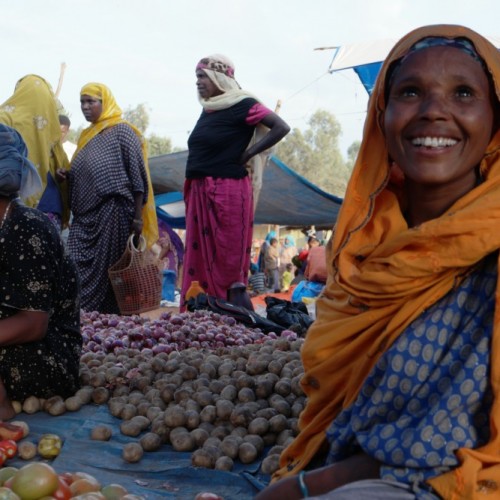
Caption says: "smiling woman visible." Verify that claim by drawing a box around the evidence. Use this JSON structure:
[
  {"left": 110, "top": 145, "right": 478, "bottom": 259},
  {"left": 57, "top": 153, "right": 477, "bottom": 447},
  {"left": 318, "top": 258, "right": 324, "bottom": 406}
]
[
  {"left": 383, "top": 38, "right": 496, "bottom": 227},
  {"left": 256, "top": 24, "right": 500, "bottom": 500}
]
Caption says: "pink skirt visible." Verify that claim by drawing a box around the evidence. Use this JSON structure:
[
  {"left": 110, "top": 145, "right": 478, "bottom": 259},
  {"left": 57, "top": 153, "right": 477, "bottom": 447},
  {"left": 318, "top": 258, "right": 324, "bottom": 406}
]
[{"left": 180, "top": 176, "right": 253, "bottom": 309}]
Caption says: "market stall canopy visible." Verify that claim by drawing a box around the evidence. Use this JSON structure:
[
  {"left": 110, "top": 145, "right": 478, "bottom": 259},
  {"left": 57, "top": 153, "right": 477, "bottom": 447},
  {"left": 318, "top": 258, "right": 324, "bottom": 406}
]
[
  {"left": 149, "top": 151, "right": 343, "bottom": 229},
  {"left": 328, "top": 35, "right": 500, "bottom": 94}
]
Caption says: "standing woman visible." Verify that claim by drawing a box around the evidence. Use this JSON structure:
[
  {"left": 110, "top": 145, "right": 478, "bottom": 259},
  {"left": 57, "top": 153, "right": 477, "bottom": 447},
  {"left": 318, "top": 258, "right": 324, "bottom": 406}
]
[
  {"left": 181, "top": 55, "right": 290, "bottom": 308},
  {"left": 257, "top": 25, "right": 500, "bottom": 500},
  {"left": 0, "top": 74, "right": 70, "bottom": 229},
  {"left": 57, "top": 83, "right": 158, "bottom": 314},
  {"left": 0, "top": 124, "right": 81, "bottom": 420}
]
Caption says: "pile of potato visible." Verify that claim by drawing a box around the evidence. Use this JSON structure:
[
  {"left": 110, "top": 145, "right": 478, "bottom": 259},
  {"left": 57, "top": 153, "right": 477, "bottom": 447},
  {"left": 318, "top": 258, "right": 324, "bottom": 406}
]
[
  {"left": 13, "top": 310, "right": 307, "bottom": 477},
  {"left": 85, "top": 337, "right": 305, "bottom": 474}
]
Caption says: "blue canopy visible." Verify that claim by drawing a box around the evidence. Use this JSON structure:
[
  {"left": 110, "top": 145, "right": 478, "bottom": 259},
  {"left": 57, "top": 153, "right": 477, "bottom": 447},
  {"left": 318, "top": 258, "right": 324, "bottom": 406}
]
[{"left": 149, "top": 151, "right": 342, "bottom": 229}]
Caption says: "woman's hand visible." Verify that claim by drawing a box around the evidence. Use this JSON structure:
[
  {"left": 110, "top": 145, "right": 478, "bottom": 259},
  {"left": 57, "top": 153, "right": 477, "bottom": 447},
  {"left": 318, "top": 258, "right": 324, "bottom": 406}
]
[
  {"left": 239, "top": 151, "right": 251, "bottom": 166},
  {"left": 254, "top": 474, "right": 306, "bottom": 500},
  {"left": 0, "top": 310, "right": 49, "bottom": 346},
  {"left": 131, "top": 218, "right": 143, "bottom": 237},
  {"left": 55, "top": 168, "right": 68, "bottom": 183},
  {"left": 255, "top": 453, "right": 380, "bottom": 499}
]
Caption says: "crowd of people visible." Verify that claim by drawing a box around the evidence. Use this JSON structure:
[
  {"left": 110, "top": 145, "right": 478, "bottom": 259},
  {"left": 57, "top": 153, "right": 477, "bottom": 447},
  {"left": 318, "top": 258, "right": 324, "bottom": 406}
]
[
  {"left": 1, "top": 23, "right": 499, "bottom": 500},
  {"left": 246, "top": 232, "right": 326, "bottom": 297}
]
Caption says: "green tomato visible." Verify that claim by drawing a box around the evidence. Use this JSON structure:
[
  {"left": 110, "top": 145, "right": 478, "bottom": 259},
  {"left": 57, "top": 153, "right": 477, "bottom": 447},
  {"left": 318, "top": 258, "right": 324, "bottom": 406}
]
[
  {"left": 0, "top": 468, "right": 18, "bottom": 487},
  {"left": 0, "top": 487, "right": 20, "bottom": 500},
  {"left": 10, "top": 463, "right": 59, "bottom": 500},
  {"left": 100, "top": 484, "right": 128, "bottom": 500}
]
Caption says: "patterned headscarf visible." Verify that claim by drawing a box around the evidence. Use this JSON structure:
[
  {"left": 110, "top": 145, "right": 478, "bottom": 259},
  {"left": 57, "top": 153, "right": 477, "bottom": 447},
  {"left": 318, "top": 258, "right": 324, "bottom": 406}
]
[
  {"left": 386, "top": 36, "right": 486, "bottom": 91},
  {"left": 196, "top": 54, "right": 241, "bottom": 93},
  {"left": 0, "top": 123, "right": 42, "bottom": 198}
]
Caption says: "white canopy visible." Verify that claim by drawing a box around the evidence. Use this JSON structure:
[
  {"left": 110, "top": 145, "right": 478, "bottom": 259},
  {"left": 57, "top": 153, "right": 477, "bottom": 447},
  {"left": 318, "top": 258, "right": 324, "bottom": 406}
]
[{"left": 329, "top": 35, "right": 500, "bottom": 72}]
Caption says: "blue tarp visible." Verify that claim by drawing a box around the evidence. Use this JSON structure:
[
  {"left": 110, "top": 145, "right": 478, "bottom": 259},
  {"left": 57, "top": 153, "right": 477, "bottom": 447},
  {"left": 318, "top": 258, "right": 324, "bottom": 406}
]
[
  {"left": 9, "top": 405, "right": 269, "bottom": 500},
  {"left": 150, "top": 151, "right": 343, "bottom": 229}
]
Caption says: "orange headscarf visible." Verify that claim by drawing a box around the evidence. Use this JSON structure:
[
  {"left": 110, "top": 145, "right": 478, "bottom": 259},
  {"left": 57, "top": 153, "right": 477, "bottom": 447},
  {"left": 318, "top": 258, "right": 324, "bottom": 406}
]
[
  {"left": 76, "top": 83, "right": 159, "bottom": 247},
  {"left": 275, "top": 25, "right": 500, "bottom": 499}
]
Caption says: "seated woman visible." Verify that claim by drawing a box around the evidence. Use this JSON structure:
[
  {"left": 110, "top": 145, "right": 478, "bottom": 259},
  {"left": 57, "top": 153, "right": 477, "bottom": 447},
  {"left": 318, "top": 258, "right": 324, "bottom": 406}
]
[
  {"left": 257, "top": 25, "right": 500, "bottom": 500},
  {"left": 0, "top": 124, "right": 82, "bottom": 420}
]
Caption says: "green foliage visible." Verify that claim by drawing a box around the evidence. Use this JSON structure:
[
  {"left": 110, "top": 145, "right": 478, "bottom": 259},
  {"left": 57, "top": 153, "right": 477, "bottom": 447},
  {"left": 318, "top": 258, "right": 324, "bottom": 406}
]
[
  {"left": 147, "top": 133, "right": 172, "bottom": 157},
  {"left": 123, "top": 103, "right": 150, "bottom": 133},
  {"left": 275, "top": 109, "right": 355, "bottom": 197},
  {"left": 346, "top": 140, "right": 361, "bottom": 171}
]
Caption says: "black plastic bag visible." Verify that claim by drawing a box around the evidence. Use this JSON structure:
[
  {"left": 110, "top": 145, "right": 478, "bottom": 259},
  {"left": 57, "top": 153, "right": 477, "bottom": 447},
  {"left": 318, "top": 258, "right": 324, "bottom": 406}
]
[
  {"left": 186, "top": 293, "right": 285, "bottom": 334},
  {"left": 265, "top": 296, "right": 314, "bottom": 335}
]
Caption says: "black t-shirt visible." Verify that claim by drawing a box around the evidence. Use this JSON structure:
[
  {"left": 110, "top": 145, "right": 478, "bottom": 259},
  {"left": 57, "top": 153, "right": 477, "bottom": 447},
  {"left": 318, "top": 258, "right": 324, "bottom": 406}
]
[{"left": 186, "top": 98, "right": 258, "bottom": 179}]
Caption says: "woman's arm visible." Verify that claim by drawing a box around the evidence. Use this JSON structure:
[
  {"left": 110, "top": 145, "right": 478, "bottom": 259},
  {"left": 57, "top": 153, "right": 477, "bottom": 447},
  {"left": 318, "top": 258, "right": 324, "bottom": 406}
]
[
  {"left": 131, "top": 191, "right": 144, "bottom": 237},
  {"left": 240, "top": 112, "right": 290, "bottom": 165},
  {"left": 255, "top": 452, "right": 380, "bottom": 500},
  {"left": 0, "top": 311, "right": 49, "bottom": 346}
]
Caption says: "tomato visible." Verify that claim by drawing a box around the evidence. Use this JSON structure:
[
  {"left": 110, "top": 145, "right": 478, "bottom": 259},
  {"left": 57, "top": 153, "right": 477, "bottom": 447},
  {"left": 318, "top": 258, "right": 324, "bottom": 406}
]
[
  {"left": 10, "top": 463, "right": 59, "bottom": 500},
  {"left": 0, "top": 423, "right": 24, "bottom": 442},
  {"left": 0, "top": 440, "right": 17, "bottom": 459},
  {"left": 37, "top": 434, "right": 62, "bottom": 459},
  {"left": 52, "top": 477, "right": 72, "bottom": 500},
  {"left": 59, "top": 472, "right": 75, "bottom": 486},
  {"left": 0, "top": 486, "right": 20, "bottom": 500},
  {"left": 2, "top": 479, "right": 13, "bottom": 490},
  {"left": 0, "top": 467, "right": 18, "bottom": 487},
  {"left": 70, "top": 493, "right": 106, "bottom": 499},
  {"left": 69, "top": 477, "right": 102, "bottom": 497},
  {"left": 100, "top": 484, "right": 128, "bottom": 499}
]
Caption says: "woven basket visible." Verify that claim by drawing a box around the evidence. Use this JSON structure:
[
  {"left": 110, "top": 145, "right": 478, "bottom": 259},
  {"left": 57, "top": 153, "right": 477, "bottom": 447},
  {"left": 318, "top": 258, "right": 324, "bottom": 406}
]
[{"left": 108, "top": 235, "right": 162, "bottom": 315}]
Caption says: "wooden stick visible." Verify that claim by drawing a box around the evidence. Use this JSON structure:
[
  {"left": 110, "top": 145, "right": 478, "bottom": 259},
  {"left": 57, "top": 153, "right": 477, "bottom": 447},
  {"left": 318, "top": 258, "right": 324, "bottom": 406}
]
[{"left": 54, "top": 62, "right": 67, "bottom": 98}]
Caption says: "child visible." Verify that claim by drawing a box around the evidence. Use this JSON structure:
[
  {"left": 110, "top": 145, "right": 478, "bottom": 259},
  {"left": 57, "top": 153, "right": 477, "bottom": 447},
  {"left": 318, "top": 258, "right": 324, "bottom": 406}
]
[
  {"left": 281, "top": 263, "right": 294, "bottom": 292},
  {"left": 248, "top": 263, "right": 266, "bottom": 296},
  {"left": 264, "top": 237, "right": 280, "bottom": 292}
]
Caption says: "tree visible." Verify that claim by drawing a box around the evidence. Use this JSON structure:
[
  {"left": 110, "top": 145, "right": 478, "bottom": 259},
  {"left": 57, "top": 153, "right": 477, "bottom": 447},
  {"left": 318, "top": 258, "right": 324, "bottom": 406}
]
[
  {"left": 123, "top": 103, "right": 150, "bottom": 134},
  {"left": 346, "top": 140, "right": 361, "bottom": 171},
  {"left": 275, "top": 109, "right": 351, "bottom": 197},
  {"left": 147, "top": 133, "right": 172, "bottom": 157}
]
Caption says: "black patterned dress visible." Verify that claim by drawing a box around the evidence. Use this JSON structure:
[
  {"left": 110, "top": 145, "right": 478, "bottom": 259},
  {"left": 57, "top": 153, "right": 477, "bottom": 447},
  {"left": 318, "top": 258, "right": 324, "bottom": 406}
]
[
  {"left": 67, "top": 123, "right": 148, "bottom": 314},
  {"left": 0, "top": 202, "right": 81, "bottom": 401}
]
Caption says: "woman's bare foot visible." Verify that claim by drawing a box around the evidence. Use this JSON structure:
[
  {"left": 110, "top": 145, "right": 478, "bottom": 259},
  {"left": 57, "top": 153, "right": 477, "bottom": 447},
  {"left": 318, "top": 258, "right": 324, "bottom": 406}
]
[{"left": 0, "top": 378, "right": 15, "bottom": 421}]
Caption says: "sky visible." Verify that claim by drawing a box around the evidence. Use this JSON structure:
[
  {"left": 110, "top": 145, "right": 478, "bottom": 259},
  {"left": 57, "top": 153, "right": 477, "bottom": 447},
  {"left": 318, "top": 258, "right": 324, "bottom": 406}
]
[{"left": 2, "top": 0, "right": 499, "bottom": 157}]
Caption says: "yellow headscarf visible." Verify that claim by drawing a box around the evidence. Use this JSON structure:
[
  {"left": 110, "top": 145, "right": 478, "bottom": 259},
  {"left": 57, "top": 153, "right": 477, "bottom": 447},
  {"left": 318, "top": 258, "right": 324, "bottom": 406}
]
[
  {"left": 77, "top": 83, "right": 158, "bottom": 248},
  {"left": 0, "top": 74, "right": 70, "bottom": 222},
  {"left": 275, "top": 25, "right": 500, "bottom": 499}
]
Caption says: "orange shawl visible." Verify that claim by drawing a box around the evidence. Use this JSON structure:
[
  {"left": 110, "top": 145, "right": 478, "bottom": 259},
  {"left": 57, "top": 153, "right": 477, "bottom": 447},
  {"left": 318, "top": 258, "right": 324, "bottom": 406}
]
[{"left": 275, "top": 25, "right": 500, "bottom": 499}]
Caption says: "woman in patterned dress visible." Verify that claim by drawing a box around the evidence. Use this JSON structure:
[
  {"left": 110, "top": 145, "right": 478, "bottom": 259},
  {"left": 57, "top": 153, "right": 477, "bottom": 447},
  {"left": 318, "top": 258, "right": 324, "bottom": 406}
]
[
  {"left": 0, "top": 124, "right": 81, "bottom": 420},
  {"left": 57, "top": 83, "right": 158, "bottom": 314},
  {"left": 257, "top": 25, "right": 500, "bottom": 500},
  {"left": 180, "top": 55, "right": 290, "bottom": 309}
]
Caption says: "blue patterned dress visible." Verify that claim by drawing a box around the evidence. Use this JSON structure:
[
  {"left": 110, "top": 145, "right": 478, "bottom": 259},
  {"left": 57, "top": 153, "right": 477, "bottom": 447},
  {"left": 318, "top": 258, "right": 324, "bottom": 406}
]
[{"left": 326, "top": 253, "right": 496, "bottom": 498}]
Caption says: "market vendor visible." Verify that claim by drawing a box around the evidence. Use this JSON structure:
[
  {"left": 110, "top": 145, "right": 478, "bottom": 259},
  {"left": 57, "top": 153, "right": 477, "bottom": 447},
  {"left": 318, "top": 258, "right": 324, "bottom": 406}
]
[{"left": 0, "top": 123, "right": 82, "bottom": 420}]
